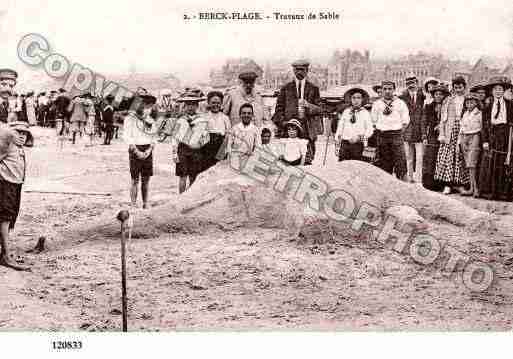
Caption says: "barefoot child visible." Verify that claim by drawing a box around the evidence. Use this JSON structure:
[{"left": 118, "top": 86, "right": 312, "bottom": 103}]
[
  {"left": 0, "top": 121, "right": 33, "bottom": 271},
  {"left": 457, "top": 93, "right": 482, "bottom": 197}
]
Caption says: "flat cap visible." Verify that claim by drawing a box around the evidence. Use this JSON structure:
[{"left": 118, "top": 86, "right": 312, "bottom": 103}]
[
  {"left": 405, "top": 76, "right": 418, "bottom": 85},
  {"left": 292, "top": 59, "right": 310, "bottom": 67},
  {"left": 381, "top": 80, "right": 396, "bottom": 87},
  {"left": 0, "top": 69, "right": 18, "bottom": 81},
  {"left": 238, "top": 71, "right": 258, "bottom": 81}
]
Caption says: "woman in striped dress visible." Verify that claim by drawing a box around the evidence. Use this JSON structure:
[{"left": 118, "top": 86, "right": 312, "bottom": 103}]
[{"left": 434, "top": 76, "right": 469, "bottom": 194}]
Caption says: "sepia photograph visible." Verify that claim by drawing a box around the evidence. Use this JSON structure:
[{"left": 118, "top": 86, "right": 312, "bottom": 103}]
[{"left": 0, "top": 0, "right": 512, "bottom": 356}]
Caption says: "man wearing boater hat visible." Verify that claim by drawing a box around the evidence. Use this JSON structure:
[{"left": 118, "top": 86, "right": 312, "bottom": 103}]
[
  {"left": 223, "top": 69, "right": 265, "bottom": 128},
  {"left": 272, "top": 59, "right": 321, "bottom": 165},
  {"left": 0, "top": 69, "right": 18, "bottom": 124},
  {"left": 0, "top": 121, "right": 33, "bottom": 270}
]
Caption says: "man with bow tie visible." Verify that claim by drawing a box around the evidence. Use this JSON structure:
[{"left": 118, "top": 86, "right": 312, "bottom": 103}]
[
  {"left": 272, "top": 59, "right": 322, "bottom": 165},
  {"left": 371, "top": 80, "right": 410, "bottom": 180}
]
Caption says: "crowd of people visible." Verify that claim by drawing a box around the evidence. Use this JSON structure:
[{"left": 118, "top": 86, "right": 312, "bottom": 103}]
[{"left": 1, "top": 61, "right": 513, "bottom": 270}]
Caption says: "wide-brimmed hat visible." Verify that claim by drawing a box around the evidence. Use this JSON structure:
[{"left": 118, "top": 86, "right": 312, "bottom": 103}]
[
  {"left": 8, "top": 121, "right": 34, "bottom": 147},
  {"left": 285, "top": 119, "right": 303, "bottom": 133},
  {"left": 470, "top": 83, "right": 487, "bottom": 93},
  {"left": 430, "top": 84, "right": 450, "bottom": 96},
  {"left": 139, "top": 94, "right": 157, "bottom": 105},
  {"left": 423, "top": 77, "right": 439, "bottom": 92},
  {"left": 344, "top": 87, "right": 369, "bottom": 104},
  {"left": 176, "top": 90, "right": 206, "bottom": 103},
  {"left": 485, "top": 76, "right": 513, "bottom": 92}
]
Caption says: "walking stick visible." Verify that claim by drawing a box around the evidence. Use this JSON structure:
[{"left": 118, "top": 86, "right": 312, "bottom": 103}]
[
  {"left": 116, "top": 210, "right": 132, "bottom": 332},
  {"left": 322, "top": 115, "right": 333, "bottom": 166}
]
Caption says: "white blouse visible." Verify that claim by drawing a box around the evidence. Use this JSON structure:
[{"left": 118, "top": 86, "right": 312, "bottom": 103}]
[{"left": 282, "top": 138, "right": 308, "bottom": 162}]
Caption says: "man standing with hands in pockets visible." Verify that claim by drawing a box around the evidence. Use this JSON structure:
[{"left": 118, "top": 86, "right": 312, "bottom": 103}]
[{"left": 272, "top": 59, "right": 322, "bottom": 165}]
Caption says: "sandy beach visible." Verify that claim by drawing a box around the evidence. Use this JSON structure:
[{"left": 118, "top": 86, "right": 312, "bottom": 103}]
[{"left": 1, "top": 127, "right": 512, "bottom": 332}]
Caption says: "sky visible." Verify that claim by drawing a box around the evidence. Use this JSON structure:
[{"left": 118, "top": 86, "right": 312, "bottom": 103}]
[{"left": 1, "top": 0, "right": 513, "bottom": 85}]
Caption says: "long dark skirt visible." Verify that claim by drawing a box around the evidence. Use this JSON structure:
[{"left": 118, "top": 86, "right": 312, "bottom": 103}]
[
  {"left": 478, "top": 124, "right": 512, "bottom": 200},
  {"left": 422, "top": 142, "right": 443, "bottom": 191}
]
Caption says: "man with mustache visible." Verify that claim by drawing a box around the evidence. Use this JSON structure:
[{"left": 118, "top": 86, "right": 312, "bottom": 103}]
[
  {"left": 272, "top": 59, "right": 322, "bottom": 165},
  {"left": 0, "top": 69, "right": 18, "bottom": 124}
]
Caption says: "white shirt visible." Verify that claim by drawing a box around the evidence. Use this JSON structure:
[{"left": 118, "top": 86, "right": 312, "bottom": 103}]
[
  {"left": 282, "top": 137, "right": 308, "bottom": 162},
  {"left": 335, "top": 107, "right": 374, "bottom": 141},
  {"left": 123, "top": 112, "right": 156, "bottom": 145},
  {"left": 454, "top": 95, "right": 465, "bottom": 117},
  {"left": 408, "top": 90, "right": 417, "bottom": 104},
  {"left": 295, "top": 78, "right": 306, "bottom": 99},
  {"left": 206, "top": 111, "right": 231, "bottom": 135},
  {"left": 491, "top": 97, "right": 507, "bottom": 125},
  {"left": 259, "top": 141, "right": 281, "bottom": 158},
  {"left": 371, "top": 97, "right": 410, "bottom": 131},
  {"left": 229, "top": 122, "right": 259, "bottom": 155},
  {"left": 460, "top": 108, "right": 482, "bottom": 135},
  {"left": 174, "top": 114, "right": 210, "bottom": 149}
]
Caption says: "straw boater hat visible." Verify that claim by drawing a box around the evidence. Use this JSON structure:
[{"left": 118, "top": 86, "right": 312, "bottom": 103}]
[
  {"left": 8, "top": 121, "right": 34, "bottom": 147},
  {"left": 286, "top": 119, "right": 303, "bottom": 134},
  {"left": 344, "top": 86, "right": 370, "bottom": 105},
  {"left": 485, "top": 75, "right": 513, "bottom": 92},
  {"left": 423, "top": 77, "right": 439, "bottom": 92},
  {"left": 470, "top": 83, "right": 487, "bottom": 93},
  {"left": 176, "top": 89, "right": 206, "bottom": 103}
]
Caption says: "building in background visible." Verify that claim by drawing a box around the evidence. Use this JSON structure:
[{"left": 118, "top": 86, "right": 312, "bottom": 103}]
[
  {"left": 209, "top": 58, "right": 264, "bottom": 88},
  {"left": 262, "top": 60, "right": 328, "bottom": 90},
  {"left": 327, "top": 49, "right": 370, "bottom": 87},
  {"left": 469, "top": 57, "right": 513, "bottom": 86}
]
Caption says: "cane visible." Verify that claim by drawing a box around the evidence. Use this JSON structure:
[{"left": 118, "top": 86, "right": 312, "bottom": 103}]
[
  {"left": 322, "top": 116, "right": 333, "bottom": 166},
  {"left": 116, "top": 210, "right": 132, "bottom": 332}
]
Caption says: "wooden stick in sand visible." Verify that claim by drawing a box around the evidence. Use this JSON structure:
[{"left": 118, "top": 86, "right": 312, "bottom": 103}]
[
  {"left": 116, "top": 210, "right": 131, "bottom": 332},
  {"left": 322, "top": 116, "right": 333, "bottom": 166}
]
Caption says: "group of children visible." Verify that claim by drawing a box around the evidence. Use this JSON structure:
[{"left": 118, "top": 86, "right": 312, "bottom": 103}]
[{"left": 169, "top": 90, "right": 310, "bottom": 193}]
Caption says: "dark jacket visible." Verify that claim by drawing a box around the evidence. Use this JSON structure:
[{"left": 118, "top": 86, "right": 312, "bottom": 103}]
[
  {"left": 399, "top": 89, "right": 425, "bottom": 142},
  {"left": 272, "top": 80, "right": 322, "bottom": 140},
  {"left": 481, "top": 98, "right": 513, "bottom": 144}
]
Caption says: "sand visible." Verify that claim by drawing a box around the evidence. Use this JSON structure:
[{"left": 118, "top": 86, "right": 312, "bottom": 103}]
[{"left": 1, "top": 128, "right": 512, "bottom": 331}]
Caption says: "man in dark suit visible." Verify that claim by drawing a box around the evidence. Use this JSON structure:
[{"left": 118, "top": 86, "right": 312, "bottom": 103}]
[
  {"left": 0, "top": 69, "right": 18, "bottom": 124},
  {"left": 272, "top": 59, "right": 321, "bottom": 165},
  {"left": 399, "top": 76, "right": 425, "bottom": 182}
]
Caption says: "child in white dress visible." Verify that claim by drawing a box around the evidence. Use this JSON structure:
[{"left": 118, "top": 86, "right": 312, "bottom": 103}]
[{"left": 279, "top": 119, "right": 308, "bottom": 166}]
